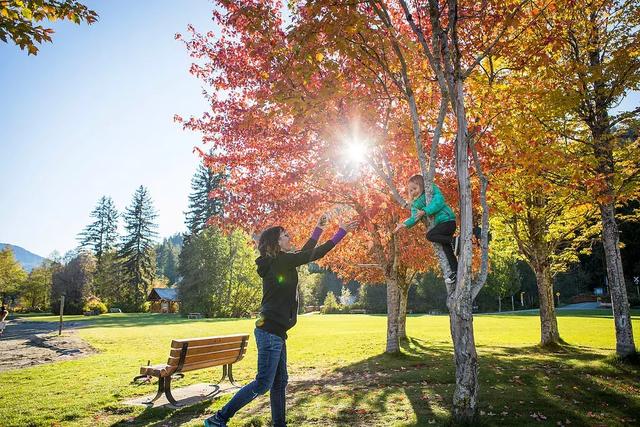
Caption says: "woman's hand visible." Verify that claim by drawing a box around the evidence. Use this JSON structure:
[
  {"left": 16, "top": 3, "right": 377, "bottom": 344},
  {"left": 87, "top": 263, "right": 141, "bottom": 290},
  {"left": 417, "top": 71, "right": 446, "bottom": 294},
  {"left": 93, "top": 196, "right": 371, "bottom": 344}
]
[
  {"left": 316, "top": 213, "right": 329, "bottom": 229},
  {"left": 415, "top": 210, "right": 425, "bottom": 220},
  {"left": 339, "top": 219, "right": 359, "bottom": 232},
  {"left": 393, "top": 223, "right": 406, "bottom": 234}
]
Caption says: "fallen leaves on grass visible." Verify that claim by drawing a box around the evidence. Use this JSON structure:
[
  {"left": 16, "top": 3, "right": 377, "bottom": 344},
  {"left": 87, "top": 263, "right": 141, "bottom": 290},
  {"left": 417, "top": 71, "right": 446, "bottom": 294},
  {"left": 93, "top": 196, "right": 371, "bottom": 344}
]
[{"left": 530, "top": 412, "right": 547, "bottom": 421}]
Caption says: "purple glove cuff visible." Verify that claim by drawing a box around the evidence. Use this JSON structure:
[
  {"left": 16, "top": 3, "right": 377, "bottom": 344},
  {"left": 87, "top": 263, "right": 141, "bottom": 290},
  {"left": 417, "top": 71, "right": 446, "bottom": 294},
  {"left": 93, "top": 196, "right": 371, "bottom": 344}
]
[
  {"left": 311, "top": 227, "right": 323, "bottom": 241},
  {"left": 330, "top": 228, "right": 347, "bottom": 245}
]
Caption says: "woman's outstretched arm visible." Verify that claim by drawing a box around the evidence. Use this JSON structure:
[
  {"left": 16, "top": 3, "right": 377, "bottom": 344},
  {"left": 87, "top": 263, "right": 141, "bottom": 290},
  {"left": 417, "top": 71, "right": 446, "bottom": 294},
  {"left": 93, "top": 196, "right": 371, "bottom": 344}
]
[
  {"left": 300, "top": 214, "right": 328, "bottom": 252},
  {"left": 282, "top": 220, "right": 357, "bottom": 268}
]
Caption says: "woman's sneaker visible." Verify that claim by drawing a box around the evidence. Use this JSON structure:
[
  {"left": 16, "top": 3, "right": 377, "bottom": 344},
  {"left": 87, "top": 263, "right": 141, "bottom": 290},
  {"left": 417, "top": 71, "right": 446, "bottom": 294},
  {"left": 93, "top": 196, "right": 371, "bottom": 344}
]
[{"left": 204, "top": 412, "right": 227, "bottom": 427}]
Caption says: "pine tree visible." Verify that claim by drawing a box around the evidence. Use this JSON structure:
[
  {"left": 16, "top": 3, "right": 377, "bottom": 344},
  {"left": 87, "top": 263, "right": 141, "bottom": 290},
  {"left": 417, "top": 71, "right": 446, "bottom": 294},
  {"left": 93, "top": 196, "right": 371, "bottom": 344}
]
[
  {"left": 77, "top": 196, "right": 119, "bottom": 262},
  {"left": 185, "top": 161, "right": 223, "bottom": 236},
  {"left": 118, "top": 186, "right": 158, "bottom": 308},
  {"left": 155, "top": 235, "right": 181, "bottom": 285}
]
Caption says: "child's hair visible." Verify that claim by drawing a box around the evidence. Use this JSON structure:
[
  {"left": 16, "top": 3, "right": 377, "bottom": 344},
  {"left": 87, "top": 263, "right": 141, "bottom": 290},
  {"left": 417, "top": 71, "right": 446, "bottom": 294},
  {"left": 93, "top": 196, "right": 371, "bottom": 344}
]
[
  {"left": 408, "top": 174, "right": 425, "bottom": 191},
  {"left": 258, "top": 226, "right": 284, "bottom": 257}
]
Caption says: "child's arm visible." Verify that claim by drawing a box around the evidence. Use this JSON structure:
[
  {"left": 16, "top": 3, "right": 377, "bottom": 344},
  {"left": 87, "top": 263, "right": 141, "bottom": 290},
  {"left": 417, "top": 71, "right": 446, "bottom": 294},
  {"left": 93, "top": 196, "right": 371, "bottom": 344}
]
[
  {"left": 403, "top": 205, "right": 421, "bottom": 228},
  {"left": 394, "top": 205, "right": 421, "bottom": 233}
]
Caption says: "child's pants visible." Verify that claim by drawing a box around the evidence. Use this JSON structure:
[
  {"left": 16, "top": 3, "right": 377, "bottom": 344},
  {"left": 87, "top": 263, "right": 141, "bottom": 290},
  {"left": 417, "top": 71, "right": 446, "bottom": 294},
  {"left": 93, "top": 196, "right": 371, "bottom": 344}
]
[{"left": 426, "top": 220, "right": 458, "bottom": 274}]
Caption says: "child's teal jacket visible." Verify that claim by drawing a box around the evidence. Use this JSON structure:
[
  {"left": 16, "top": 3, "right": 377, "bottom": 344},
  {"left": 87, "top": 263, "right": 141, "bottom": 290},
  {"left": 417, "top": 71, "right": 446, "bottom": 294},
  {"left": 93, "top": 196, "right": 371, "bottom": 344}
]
[{"left": 403, "top": 184, "right": 456, "bottom": 228}]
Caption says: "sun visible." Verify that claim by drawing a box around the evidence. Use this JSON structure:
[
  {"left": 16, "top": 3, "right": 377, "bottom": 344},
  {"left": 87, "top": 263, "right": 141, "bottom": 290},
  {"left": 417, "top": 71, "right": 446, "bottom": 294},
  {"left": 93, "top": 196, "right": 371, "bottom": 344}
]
[{"left": 344, "top": 140, "right": 368, "bottom": 164}]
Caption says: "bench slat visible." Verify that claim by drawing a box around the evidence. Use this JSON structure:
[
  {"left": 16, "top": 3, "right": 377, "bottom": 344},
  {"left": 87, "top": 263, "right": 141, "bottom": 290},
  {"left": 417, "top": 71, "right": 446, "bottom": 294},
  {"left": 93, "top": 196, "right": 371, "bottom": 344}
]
[
  {"left": 169, "top": 341, "right": 245, "bottom": 358},
  {"left": 167, "top": 348, "right": 247, "bottom": 366},
  {"left": 179, "top": 355, "right": 247, "bottom": 373},
  {"left": 171, "top": 334, "right": 248, "bottom": 349}
]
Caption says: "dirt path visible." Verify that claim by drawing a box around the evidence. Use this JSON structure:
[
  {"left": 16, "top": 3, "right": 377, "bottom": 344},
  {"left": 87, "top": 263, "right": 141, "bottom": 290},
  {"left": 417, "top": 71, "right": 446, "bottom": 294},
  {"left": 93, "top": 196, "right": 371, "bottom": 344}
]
[{"left": 0, "top": 319, "right": 96, "bottom": 372}]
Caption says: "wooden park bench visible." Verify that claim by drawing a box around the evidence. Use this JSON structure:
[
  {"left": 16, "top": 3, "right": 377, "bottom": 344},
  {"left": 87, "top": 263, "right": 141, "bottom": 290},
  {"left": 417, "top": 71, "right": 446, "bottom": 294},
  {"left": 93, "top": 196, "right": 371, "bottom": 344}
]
[
  {"left": 133, "top": 333, "right": 249, "bottom": 406},
  {"left": 187, "top": 312, "right": 203, "bottom": 319},
  {"left": 349, "top": 308, "right": 367, "bottom": 314}
]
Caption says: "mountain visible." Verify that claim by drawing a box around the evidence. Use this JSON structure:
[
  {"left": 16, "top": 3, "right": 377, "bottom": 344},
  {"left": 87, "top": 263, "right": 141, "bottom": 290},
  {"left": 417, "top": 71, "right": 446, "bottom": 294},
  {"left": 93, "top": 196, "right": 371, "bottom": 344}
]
[{"left": 0, "top": 243, "right": 46, "bottom": 272}]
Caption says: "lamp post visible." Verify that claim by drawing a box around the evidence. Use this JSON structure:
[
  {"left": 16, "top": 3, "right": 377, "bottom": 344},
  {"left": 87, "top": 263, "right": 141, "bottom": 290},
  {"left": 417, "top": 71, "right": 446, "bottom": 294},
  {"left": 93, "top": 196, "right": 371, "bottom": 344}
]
[
  {"left": 634, "top": 276, "right": 639, "bottom": 298},
  {"left": 58, "top": 294, "right": 65, "bottom": 336},
  {"left": 556, "top": 292, "right": 560, "bottom": 307},
  {"left": 520, "top": 291, "right": 525, "bottom": 308}
]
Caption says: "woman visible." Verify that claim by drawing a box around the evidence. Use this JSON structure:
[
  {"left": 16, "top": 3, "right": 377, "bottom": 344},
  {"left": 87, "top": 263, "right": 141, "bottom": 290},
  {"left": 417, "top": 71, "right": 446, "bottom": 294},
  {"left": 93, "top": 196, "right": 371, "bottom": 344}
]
[{"left": 205, "top": 215, "right": 357, "bottom": 427}]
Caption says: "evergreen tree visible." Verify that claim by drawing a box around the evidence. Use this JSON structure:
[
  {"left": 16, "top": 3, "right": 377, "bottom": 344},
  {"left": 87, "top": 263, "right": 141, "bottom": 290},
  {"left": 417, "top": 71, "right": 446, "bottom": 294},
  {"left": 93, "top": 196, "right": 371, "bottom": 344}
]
[
  {"left": 77, "top": 196, "right": 119, "bottom": 262},
  {"left": 118, "top": 186, "right": 158, "bottom": 309},
  {"left": 155, "top": 235, "right": 181, "bottom": 285},
  {"left": 93, "top": 250, "right": 124, "bottom": 307},
  {"left": 185, "top": 161, "right": 223, "bottom": 236}
]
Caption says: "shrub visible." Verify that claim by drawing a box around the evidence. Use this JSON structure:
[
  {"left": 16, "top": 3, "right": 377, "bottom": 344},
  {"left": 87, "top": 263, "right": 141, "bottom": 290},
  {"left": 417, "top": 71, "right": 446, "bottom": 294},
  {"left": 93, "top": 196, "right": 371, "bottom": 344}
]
[
  {"left": 141, "top": 301, "right": 152, "bottom": 313},
  {"left": 83, "top": 298, "right": 107, "bottom": 314}
]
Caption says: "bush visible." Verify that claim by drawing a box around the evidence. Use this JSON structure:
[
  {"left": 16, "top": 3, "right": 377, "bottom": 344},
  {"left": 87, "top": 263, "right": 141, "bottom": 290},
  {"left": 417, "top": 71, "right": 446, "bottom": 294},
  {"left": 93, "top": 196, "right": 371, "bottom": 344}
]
[
  {"left": 141, "top": 301, "right": 152, "bottom": 313},
  {"left": 321, "top": 291, "right": 343, "bottom": 314},
  {"left": 83, "top": 298, "right": 107, "bottom": 314}
]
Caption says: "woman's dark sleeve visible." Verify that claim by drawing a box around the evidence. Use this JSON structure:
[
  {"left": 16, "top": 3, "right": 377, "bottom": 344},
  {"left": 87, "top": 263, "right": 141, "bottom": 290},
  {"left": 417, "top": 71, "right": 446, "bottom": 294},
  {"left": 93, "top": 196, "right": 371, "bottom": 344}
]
[
  {"left": 299, "top": 227, "right": 323, "bottom": 252},
  {"left": 281, "top": 240, "right": 336, "bottom": 268}
]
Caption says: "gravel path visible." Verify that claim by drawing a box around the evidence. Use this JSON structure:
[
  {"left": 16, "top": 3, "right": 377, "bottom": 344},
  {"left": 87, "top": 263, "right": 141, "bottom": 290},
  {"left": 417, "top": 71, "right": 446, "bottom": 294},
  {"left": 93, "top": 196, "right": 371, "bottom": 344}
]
[{"left": 0, "top": 318, "right": 96, "bottom": 372}]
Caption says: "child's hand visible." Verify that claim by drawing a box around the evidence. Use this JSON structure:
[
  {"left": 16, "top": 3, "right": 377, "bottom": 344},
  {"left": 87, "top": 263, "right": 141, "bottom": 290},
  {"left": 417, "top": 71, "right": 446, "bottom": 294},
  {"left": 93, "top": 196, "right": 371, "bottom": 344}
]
[
  {"left": 339, "top": 219, "right": 359, "bottom": 232},
  {"left": 415, "top": 211, "right": 425, "bottom": 220},
  {"left": 393, "top": 223, "right": 406, "bottom": 234}
]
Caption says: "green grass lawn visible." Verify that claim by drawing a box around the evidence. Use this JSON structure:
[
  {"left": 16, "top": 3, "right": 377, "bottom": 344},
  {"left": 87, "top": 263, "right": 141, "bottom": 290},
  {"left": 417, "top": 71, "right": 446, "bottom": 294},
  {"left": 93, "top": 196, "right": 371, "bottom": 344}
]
[{"left": 1, "top": 310, "right": 639, "bottom": 426}]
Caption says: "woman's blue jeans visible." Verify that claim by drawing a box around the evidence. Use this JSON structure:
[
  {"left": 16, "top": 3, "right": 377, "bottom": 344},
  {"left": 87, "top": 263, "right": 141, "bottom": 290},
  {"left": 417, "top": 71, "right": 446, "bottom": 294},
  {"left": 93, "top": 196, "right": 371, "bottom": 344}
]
[{"left": 218, "top": 327, "right": 288, "bottom": 426}]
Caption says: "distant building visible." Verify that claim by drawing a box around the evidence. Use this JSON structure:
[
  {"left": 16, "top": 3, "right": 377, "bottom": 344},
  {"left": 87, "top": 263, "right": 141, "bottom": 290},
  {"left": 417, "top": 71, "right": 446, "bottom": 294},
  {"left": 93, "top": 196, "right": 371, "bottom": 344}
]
[{"left": 147, "top": 288, "right": 179, "bottom": 313}]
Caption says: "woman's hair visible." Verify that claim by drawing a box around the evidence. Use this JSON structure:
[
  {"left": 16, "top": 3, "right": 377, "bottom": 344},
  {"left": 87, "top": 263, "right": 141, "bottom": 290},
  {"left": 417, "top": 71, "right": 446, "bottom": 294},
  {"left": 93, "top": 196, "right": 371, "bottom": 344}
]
[
  {"left": 408, "top": 174, "right": 425, "bottom": 191},
  {"left": 258, "top": 226, "right": 284, "bottom": 257}
]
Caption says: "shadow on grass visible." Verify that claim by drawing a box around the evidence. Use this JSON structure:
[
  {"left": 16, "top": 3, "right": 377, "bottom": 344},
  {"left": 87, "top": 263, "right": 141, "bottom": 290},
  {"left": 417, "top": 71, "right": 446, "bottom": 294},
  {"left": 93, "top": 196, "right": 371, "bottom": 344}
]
[
  {"left": 14, "top": 313, "right": 248, "bottom": 330},
  {"left": 104, "top": 337, "right": 640, "bottom": 426},
  {"left": 479, "top": 309, "right": 640, "bottom": 319},
  {"left": 109, "top": 400, "right": 211, "bottom": 427}
]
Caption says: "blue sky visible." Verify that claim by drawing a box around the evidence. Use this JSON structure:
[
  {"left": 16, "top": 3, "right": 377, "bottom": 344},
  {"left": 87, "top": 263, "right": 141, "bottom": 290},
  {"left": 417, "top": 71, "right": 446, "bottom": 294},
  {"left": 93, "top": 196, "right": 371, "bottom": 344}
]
[
  {"left": 0, "top": 2, "right": 637, "bottom": 258},
  {"left": 0, "top": 0, "right": 216, "bottom": 257}
]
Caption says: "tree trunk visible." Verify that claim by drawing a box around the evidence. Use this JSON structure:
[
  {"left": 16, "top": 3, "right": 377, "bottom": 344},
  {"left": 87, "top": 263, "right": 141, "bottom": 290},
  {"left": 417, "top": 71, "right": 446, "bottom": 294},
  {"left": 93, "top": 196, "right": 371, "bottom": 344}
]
[
  {"left": 588, "top": 37, "right": 636, "bottom": 357},
  {"left": 511, "top": 295, "right": 515, "bottom": 312},
  {"left": 448, "top": 293, "right": 479, "bottom": 424},
  {"left": 498, "top": 296, "right": 501, "bottom": 312},
  {"left": 398, "top": 283, "right": 410, "bottom": 340},
  {"left": 600, "top": 202, "right": 636, "bottom": 357},
  {"left": 534, "top": 265, "right": 560, "bottom": 346},
  {"left": 385, "top": 276, "right": 401, "bottom": 353},
  {"left": 450, "top": 74, "right": 479, "bottom": 424}
]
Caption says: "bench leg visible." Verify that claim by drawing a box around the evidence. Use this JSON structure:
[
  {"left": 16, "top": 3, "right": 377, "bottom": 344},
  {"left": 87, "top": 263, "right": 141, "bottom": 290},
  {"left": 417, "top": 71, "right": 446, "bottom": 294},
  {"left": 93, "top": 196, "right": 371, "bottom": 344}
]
[
  {"left": 164, "top": 376, "right": 181, "bottom": 407},
  {"left": 144, "top": 377, "right": 165, "bottom": 405},
  {"left": 204, "top": 365, "right": 226, "bottom": 397},
  {"left": 227, "top": 364, "right": 241, "bottom": 388}
]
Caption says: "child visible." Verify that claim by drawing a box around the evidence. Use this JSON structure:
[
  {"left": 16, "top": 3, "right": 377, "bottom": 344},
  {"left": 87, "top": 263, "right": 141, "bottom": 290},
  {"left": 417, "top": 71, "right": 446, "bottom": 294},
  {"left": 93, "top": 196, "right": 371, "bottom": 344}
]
[{"left": 394, "top": 174, "right": 457, "bottom": 283}]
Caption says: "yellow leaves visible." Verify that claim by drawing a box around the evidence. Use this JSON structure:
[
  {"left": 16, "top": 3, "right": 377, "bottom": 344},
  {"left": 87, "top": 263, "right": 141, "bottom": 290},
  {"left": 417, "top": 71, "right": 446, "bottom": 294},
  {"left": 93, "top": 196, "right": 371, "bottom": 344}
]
[
  {"left": 315, "top": 52, "right": 324, "bottom": 62},
  {"left": 0, "top": 9, "right": 8, "bottom": 18},
  {"left": 21, "top": 7, "right": 32, "bottom": 20}
]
